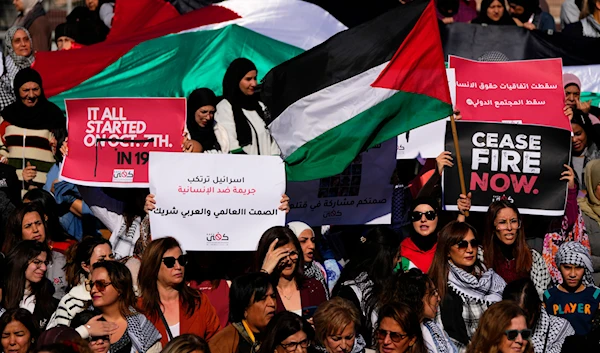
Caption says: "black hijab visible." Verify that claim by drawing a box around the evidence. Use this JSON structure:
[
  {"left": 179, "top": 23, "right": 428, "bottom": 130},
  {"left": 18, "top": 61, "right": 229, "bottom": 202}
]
[
  {"left": 0, "top": 68, "right": 66, "bottom": 131},
  {"left": 409, "top": 196, "right": 440, "bottom": 251},
  {"left": 472, "top": 0, "right": 516, "bottom": 25},
  {"left": 187, "top": 88, "right": 220, "bottom": 151},
  {"left": 508, "top": 0, "right": 540, "bottom": 23},
  {"left": 221, "top": 58, "right": 264, "bottom": 147}
]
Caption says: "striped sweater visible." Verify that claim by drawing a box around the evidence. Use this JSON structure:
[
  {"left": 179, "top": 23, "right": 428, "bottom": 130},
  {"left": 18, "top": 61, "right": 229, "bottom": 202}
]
[
  {"left": 0, "top": 119, "right": 56, "bottom": 190},
  {"left": 47, "top": 282, "right": 90, "bottom": 329}
]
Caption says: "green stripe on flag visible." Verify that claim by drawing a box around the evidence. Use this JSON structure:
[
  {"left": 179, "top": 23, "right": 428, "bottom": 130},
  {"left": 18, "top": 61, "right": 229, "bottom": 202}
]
[
  {"left": 582, "top": 92, "right": 600, "bottom": 108},
  {"left": 284, "top": 91, "right": 452, "bottom": 181},
  {"left": 50, "top": 25, "right": 304, "bottom": 111}
]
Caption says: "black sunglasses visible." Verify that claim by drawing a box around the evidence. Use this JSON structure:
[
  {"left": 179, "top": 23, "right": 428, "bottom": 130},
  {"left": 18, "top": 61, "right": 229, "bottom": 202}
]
[
  {"left": 376, "top": 329, "right": 408, "bottom": 343},
  {"left": 89, "top": 335, "right": 110, "bottom": 343},
  {"left": 455, "top": 239, "right": 479, "bottom": 250},
  {"left": 162, "top": 255, "right": 188, "bottom": 268},
  {"left": 410, "top": 210, "right": 437, "bottom": 222},
  {"left": 505, "top": 329, "right": 532, "bottom": 341}
]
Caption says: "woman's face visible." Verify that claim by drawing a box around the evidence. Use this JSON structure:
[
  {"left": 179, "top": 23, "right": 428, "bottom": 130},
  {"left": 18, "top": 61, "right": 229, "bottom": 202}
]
[
  {"left": 448, "top": 230, "right": 477, "bottom": 271},
  {"left": 572, "top": 123, "right": 588, "bottom": 154},
  {"left": 422, "top": 285, "right": 440, "bottom": 320},
  {"left": 487, "top": 0, "right": 505, "bottom": 21},
  {"left": 276, "top": 243, "right": 299, "bottom": 277},
  {"left": 494, "top": 207, "right": 519, "bottom": 246},
  {"left": 89, "top": 244, "right": 115, "bottom": 267},
  {"left": 377, "top": 317, "right": 415, "bottom": 353},
  {"left": 298, "top": 230, "right": 316, "bottom": 263},
  {"left": 21, "top": 211, "right": 46, "bottom": 243},
  {"left": 25, "top": 252, "right": 48, "bottom": 285},
  {"left": 245, "top": 285, "right": 277, "bottom": 332},
  {"left": 275, "top": 330, "right": 309, "bottom": 353},
  {"left": 565, "top": 84, "right": 581, "bottom": 108},
  {"left": 498, "top": 315, "right": 529, "bottom": 353},
  {"left": 324, "top": 322, "right": 356, "bottom": 353},
  {"left": 1, "top": 320, "right": 31, "bottom": 353},
  {"left": 86, "top": 0, "right": 99, "bottom": 11},
  {"left": 19, "top": 82, "right": 41, "bottom": 108},
  {"left": 239, "top": 70, "right": 258, "bottom": 96},
  {"left": 194, "top": 105, "right": 216, "bottom": 128},
  {"left": 158, "top": 247, "right": 185, "bottom": 287},
  {"left": 11, "top": 29, "right": 31, "bottom": 57},
  {"left": 411, "top": 204, "right": 438, "bottom": 237},
  {"left": 90, "top": 268, "right": 119, "bottom": 309}
]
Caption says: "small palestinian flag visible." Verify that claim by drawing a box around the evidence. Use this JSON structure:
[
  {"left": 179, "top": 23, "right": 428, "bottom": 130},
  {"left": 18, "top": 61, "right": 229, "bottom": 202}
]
[{"left": 263, "top": 0, "right": 453, "bottom": 181}]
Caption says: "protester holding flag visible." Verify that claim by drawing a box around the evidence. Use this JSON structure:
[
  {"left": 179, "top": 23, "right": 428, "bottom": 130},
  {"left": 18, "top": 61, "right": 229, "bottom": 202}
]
[
  {"left": 0, "top": 27, "right": 35, "bottom": 111},
  {"left": 571, "top": 115, "right": 600, "bottom": 188},
  {"left": 1, "top": 240, "right": 58, "bottom": 330},
  {"left": 256, "top": 227, "right": 327, "bottom": 319},
  {"left": 578, "top": 160, "right": 600, "bottom": 283},
  {"left": 471, "top": 0, "right": 517, "bottom": 25},
  {"left": 429, "top": 221, "right": 506, "bottom": 351},
  {"left": 186, "top": 88, "right": 229, "bottom": 153},
  {"left": 137, "top": 237, "right": 221, "bottom": 346},
  {"left": 215, "top": 58, "right": 280, "bottom": 156}
]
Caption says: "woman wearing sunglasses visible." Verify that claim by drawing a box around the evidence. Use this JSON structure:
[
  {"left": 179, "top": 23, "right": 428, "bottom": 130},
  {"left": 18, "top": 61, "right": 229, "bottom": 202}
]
[
  {"left": 467, "top": 301, "right": 533, "bottom": 353},
  {"left": 88, "top": 261, "right": 162, "bottom": 353},
  {"left": 257, "top": 226, "right": 327, "bottom": 319},
  {"left": 258, "top": 311, "right": 314, "bottom": 353},
  {"left": 375, "top": 302, "right": 426, "bottom": 353},
  {"left": 481, "top": 200, "right": 551, "bottom": 299},
  {"left": 429, "top": 221, "right": 506, "bottom": 352},
  {"left": 47, "top": 237, "right": 116, "bottom": 331},
  {"left": 1, "top": 240, "right": 58, "bottom": 330},
  {"left": 137, "top": 237, "right": 220, "bottom": 347}
]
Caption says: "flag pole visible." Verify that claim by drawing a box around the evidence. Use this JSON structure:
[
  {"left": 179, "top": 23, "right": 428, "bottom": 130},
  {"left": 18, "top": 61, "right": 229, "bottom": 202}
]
[{"left": 450, "top": 114, "right": 469, "bottom": 217}]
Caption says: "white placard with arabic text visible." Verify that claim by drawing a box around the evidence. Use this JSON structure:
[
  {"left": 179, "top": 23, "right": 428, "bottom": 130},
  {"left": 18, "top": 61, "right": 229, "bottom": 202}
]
[{"left": 148, "top": 152, "right": 286, "bottom": 251}]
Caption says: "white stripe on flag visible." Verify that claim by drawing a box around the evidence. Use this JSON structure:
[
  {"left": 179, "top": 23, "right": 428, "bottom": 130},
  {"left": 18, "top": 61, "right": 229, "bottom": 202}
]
[
  {"left": 563, "top": 65, "right": 600, "bottom": 93},
  {"left": 268, "top": 62, "right": 396, "bottom": 159},
  {"left": 178, "top": 0, "right": 347, "bottom": 50}
]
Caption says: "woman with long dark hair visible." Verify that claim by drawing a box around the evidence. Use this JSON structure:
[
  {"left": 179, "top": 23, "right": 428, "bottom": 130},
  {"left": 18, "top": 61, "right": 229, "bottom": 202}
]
[
  {"left": 89, "top": 261, "right": 161, "bottom": 353},
  {"left": 334, "top": 226, "right": 401, "bottom": 347},
  {"left": 1, "top": 240, "right": 58, "bottom": 330},
  {"left": 137, "top": 237, "right": 220, "bottom": 346},
  {"left": 185, "top": 88, "right": 229, "bottom": 153},
  {"left": 256, "top": 226, "right": 327, "bottom": 319},
  {"left": 0, "top": 308, "right": 40, "bottom": 353},
  {"left": 571, "top": 114, "right": 600, "bottom": 190},
  {"left": 375, "top": 302, "right": 426, "bottom": 353},
  {"left": 481, "top": 200, "right": 551, "bottom": 298},
  {"left": 258, "top": 312, "right": 314, "bottom": 353},
  {"left": 214, "top": 58, "right": 280, "bottom": 155},
  {"left": 429, "top": 221, "right": 506, "bottom": 351}
]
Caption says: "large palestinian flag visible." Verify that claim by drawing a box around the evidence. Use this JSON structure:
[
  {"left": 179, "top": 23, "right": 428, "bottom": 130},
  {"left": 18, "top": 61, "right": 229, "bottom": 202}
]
[
  {"left": 32, "top": 0, "right": 346, "bottom": 109},
  {"left": 262, "top": 0, "right": 453, "bottom": 182}
]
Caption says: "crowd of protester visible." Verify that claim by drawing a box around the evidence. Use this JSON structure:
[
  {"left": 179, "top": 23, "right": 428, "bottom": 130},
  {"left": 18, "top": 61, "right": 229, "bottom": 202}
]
[{"left": 0, "top": 0, "right": 599, "bottom": 353}]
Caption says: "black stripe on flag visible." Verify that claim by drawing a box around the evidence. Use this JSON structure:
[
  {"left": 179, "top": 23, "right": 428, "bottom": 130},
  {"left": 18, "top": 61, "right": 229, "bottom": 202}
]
[{"left": 262, "top": 0, "right": 430, "bottom": 119}]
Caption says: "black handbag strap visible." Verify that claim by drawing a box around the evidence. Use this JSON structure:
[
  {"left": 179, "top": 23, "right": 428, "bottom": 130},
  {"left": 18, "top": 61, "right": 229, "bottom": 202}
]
[{"left": 158, "top": 309, "right": 174, "bottom": 342}]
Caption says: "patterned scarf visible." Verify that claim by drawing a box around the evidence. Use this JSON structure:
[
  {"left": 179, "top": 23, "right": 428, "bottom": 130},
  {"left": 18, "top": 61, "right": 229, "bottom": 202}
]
[
  {"left": 126, "top": 309, "right": 162, "bottom": 353},
  {"left": 304, "top": 261, "right": 329, "bottom": 299},
  {"left": 531, "top": 310, "right": 575, "bottom": 353},
  {"left": 582, "top": 14, "right": 600, "bottom": 38},
  {"left": 111, "top": 216, "right": 141, "bottom": 260},
  {"left": 555, "top": 241, "right": 595, "bottom": 286},
  {"left": 422, "top": 320, "right": 457, "bottom": 353},
  {"left": 1, "top": 27, "right": 35, "bottom": 111},
  {"left": 232, "top": 322, "right": 260, "bottom": 353},
  {"left": 447, "top": 262, "right": 506, "bottom": 305}
]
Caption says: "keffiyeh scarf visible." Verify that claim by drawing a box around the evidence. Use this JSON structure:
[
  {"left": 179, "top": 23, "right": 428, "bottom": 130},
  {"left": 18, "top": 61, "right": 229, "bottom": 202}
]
[
  {"left": 447, "top": 262, "right": 506, "bottom": 305},
  {"left": 304, "top": 261, "right": 329, "bottom": 299},
  {"left": 126, "top": 310, "right": 162, "bottom": 353},
  {"left": 1, "top": 27, "right": 35, "bottom": 111},
  {"left": 555, "top": 241, "right": 595, "bottom": 286},
  {"left": 582, "top": 14, "right": 600, "bottom": 38},
  {"left": 423, "top": 319, "right": 457, "bottom": 353},
  {"left": 111, "top": 216, "right": 141, "bottom": 260},
  {"left": 531, "top": 310, "right": 575, "bottom": 353}
]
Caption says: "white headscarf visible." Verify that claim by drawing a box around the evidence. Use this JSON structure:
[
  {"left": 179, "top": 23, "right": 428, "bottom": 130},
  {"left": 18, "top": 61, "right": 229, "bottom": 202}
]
[{"left": 287, "top": 221, "right": 314, "bottom": 238}]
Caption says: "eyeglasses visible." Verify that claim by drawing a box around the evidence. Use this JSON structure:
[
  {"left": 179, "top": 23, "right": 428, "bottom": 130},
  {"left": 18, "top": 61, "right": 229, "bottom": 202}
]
[
  {"left": 504, "top": 329, "right": 532, "bottom": 341},
  {"left": 86, "top": 280, "right": 113, "bottom": 292},
  {"left": 89, "top": 335, "right": 110, "bottom": 344},
  {"left": 376, "top": 329, "right": 408, "bottom": 343},
  {"left": 495, "top": 219, "right": 521, "bottom": 231},
  {"left": 454, "top": 239, "right": 479, "bottom": 250},
  {"left": 286, "top": 251, "right": 300, "bottom": 260},
  {"left": 279, "top": 339, "right": 310, "bottom": 352},
  {"left": 162, "top": 255, "right": 188, "bottom": 268},
  {"left": 410, "top": 210, "right": 437, "bottom": 222},
  {"left": 30, "top": 258, "right": 50, "bottom": 269}
]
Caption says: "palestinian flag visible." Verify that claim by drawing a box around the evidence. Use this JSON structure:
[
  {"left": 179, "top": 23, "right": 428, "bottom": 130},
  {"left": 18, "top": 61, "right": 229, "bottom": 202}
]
[
  {"left": 563, "top": 65, "right": 600, "bottom": 108},
  {"left": 263, "top": 0, "right": 452, "bottom": 182},
  {"left": 32, "top": 0, "right": 346, "bottom": 108}
]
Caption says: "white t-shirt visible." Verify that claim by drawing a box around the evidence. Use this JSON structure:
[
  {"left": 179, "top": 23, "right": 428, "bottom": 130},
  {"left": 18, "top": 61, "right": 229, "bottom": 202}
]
[{"left": 169, "top": 322, "right": 180, "bottom": 339}]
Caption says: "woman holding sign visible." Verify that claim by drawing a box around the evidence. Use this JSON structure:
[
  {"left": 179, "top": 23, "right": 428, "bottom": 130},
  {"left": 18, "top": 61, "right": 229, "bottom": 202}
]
[{"left": 214, "top": 58, "right": 280, "bottom": 156}]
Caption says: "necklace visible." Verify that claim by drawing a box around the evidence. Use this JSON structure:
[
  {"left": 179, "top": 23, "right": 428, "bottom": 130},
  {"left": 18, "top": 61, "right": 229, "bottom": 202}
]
[{"left": 277, "top": 286, "right": 293, "bottom": 300}]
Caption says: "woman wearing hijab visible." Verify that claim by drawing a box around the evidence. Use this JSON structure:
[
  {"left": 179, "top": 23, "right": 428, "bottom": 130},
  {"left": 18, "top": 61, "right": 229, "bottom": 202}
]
[
  {"left": 287, "top": 221, "right": 330, "bottom": 298},
  {"left": 508, "top": 0, "right": 555, "bottom": 30},
  {"left": 563, "top": 73, "right": 600, "bottom": 124},
  {"left": 0, "top": 68, "right": 65, "bottom": 193},
  {"left": 12, "top": 0, "right": 51, "bottom": 51},
  {"left": 471, "top": 0, "right": 517, "bottom": 25},
  {"left": 0, "top": 27, "right": 35, "bottom": 110},
  {"left": 186, "top": 88, "right": 229, "bottom": 153},
  {"left": 578, "top": 160, "right": 600, "bottom": 284},
  {"left": 66, "top": 0, "right": 113, "bottom": 45},
  {"left": 215, "top": 58, "right": 281, "bottom": 156}
]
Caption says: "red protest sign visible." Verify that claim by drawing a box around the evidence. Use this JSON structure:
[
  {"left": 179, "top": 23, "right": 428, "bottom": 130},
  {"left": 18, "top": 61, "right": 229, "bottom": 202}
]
[
  {"left": 60, "top": 98, "right": 185, "bottom": 187},
  {"left": 449, "top": 56, "right": 570, "bottom": 131}
]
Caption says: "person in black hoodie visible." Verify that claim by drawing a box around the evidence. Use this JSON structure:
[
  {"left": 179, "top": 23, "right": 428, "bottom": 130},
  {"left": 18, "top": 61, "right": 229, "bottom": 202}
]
[{"left": 471, "top": 0, "right": 517, "bottom": 25}]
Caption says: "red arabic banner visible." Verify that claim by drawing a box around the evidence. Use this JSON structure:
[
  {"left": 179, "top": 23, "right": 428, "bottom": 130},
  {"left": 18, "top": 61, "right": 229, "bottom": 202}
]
[
  {"left": 449, "top": 56, "right": 570, "bottom": 131},
  {"left": 60, "top": 98, "right": 186, "bottom": 187}
]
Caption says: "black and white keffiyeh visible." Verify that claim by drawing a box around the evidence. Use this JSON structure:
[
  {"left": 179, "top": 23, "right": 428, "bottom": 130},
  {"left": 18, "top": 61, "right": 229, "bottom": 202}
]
[
  {"left": 531, "top": 310, "right": 575, "bottom": 353},
  {"left": 1, "top": 27, "right": 35, "bottom": 111},
  {"left": 447, "top": 262, "right": 506, "bottom": 305},
  {"left": 422, "top": 319, "right": 457, "bottom": 353},
  {"left": 111, "top": 216, "right": 141, "bottom": 260},
  {"left": 126, "top": 309, "right": 162, "bottom": 353},
  {"left": 555, "top": 241, "right": 594, "bottom": 286}
]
